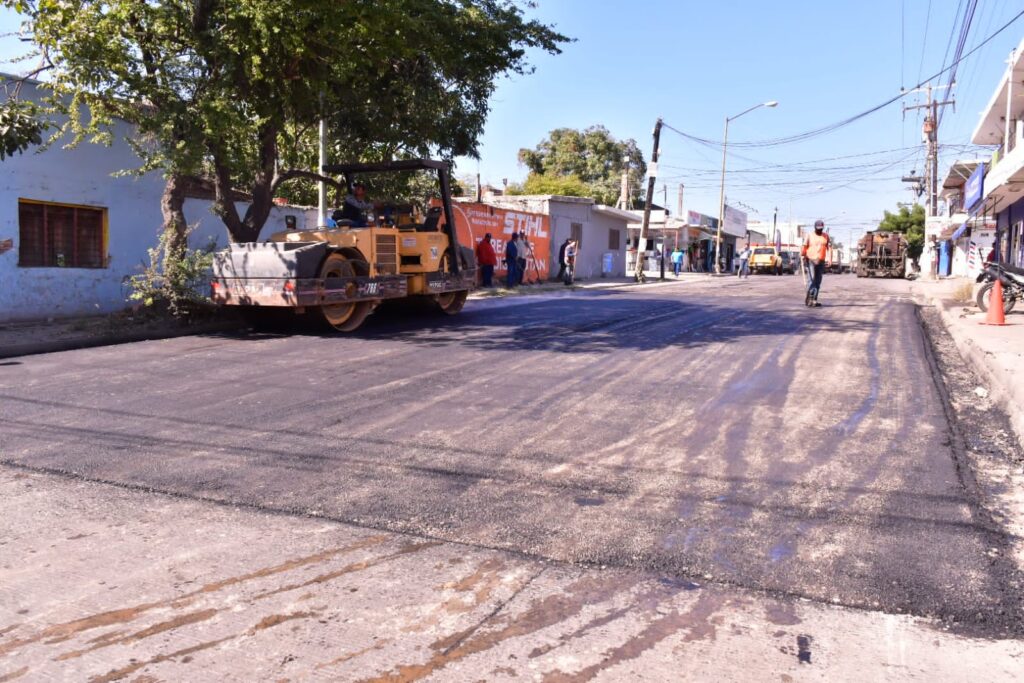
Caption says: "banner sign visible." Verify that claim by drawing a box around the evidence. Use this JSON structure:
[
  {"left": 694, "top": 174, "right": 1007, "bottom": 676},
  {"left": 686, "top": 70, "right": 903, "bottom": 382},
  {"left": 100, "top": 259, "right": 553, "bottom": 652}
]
[
  {"left": 723, "top": 204, "right": 747, "bottom": 238},
  {"left": 965, "top": 163, "right": 985, "bottom": 212},
  {"left": 686, "top": 210, "right": 719, "bottom": 230},
  {"left": 449, "top": 202, "right": 551, "bottom": 283}
]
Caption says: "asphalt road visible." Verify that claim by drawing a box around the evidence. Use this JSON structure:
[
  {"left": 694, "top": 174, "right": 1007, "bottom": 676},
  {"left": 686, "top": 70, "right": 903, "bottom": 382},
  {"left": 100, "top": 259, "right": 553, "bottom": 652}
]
[{"left": 2, "top": 274, "right": 1021, "bottom": 637}]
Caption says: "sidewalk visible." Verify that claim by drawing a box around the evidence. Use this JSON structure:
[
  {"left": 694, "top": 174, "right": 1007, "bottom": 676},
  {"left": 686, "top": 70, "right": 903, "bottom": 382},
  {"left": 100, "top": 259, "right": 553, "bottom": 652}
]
[{"left": 912, "top": 277, "right": 1024, "bottom": 448}]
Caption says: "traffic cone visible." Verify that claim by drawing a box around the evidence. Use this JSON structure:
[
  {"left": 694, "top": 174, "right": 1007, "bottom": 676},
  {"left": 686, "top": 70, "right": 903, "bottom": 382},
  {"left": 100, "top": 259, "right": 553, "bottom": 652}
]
[{"left": 981, "top": 279, "right": 1007, "bottom": 326}]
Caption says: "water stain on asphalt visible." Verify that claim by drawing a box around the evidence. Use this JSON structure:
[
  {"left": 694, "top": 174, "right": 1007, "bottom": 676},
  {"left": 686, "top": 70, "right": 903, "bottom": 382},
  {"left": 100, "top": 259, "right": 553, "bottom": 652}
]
[
  {"left": 0, "top": 535, "right": 389, "bottom": 657},
  {"left": 573, "top": 496, "right": 605, "bottom": 507},
  {"left": 764, "top": 602, "right": 802, "bottom": 626},
  {"left": 363, "top": 574, "right": 640, "bottom": 683},
  {"left": 55, "top": 608, "right": 219, "bottom": 660}
]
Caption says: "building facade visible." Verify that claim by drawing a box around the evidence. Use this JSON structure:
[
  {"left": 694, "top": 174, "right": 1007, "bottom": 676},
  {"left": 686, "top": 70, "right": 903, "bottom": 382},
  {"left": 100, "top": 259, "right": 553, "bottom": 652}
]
[
  {"left": 0, "top": 79, "right": 310, "bottom": 322},
  {"left": 969, "top": 37, "right": 1024, "bottom": 270},
  {"left": 484, "top": 195, "right": 634, "bottom": 279}
]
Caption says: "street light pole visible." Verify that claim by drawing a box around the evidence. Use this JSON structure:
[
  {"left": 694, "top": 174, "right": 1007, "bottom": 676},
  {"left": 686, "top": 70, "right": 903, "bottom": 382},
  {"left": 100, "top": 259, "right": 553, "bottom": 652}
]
[{"left": 715, "top": 101, "right": 777, "bottom": 274}]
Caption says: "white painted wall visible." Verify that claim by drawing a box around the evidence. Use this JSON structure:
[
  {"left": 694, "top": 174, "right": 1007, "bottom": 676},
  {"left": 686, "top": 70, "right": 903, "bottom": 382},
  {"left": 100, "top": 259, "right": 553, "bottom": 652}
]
[{"left": 0, "top": 82, "right": 314, "bottom": 322}]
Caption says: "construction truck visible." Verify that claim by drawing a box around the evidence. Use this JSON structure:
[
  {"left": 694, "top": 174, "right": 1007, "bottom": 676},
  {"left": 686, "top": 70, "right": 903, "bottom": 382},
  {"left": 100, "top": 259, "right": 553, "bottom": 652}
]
[
  {"left": 855, "top": 231, "right": 907, "bottom": 278},
  {"left": 210, "top": 159, "right": 476, "bottom": 332}
]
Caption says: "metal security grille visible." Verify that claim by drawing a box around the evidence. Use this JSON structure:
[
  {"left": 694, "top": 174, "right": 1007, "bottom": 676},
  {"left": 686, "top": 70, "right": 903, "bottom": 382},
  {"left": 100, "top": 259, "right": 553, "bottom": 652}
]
[
  {"left": 18, "top": 200, "right": 105, "bottom": 268},
  {"left": 375, "top": 234, "right": 398, "bottom": 274}
]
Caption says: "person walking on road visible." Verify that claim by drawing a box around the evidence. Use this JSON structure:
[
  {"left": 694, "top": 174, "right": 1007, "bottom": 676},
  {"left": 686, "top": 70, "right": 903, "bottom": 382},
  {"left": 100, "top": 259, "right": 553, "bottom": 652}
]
[
  {"left": 563, "top": 239, "right": 578, "bottom": 285},
  {"left": 505, "top": 232, "right": 519, "bottom": 288},
  {"left": 476, "top": 232, "right": 497, "bottom": 287},
  {"left": 671, "top": 247, "right": 684, "bottom": 276},
  {"left": 737, "top": 244, "right": 752, "bottom": 279},
  {"left": 801, "top": 219, "right": 831, "bottom": 307}
]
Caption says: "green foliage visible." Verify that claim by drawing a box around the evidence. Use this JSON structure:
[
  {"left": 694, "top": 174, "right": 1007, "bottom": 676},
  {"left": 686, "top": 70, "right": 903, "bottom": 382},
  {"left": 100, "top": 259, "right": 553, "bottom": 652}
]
[
  {"left": 0, "top": 97, "right": 45, "bottom": 160},
  {"left": 6, "top": 0, "right": 568, "bottom": 242},
  {"left": 127, "top": 228, "right": 217, "bottom": 318},
  {"left": 517, "top": 126, "right": 646, "bottom": 205},
  {"left": 507, "top": 172, "right": 590, "bottom": 197},
  {"left": 878, "top": 203, "right": 925, "bottom": 259}
]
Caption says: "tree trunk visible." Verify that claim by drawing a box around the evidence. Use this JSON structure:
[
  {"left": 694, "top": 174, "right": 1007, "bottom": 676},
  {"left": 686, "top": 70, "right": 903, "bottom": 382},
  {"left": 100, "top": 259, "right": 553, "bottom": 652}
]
[{"left": 161, "top": 174, "right": 188, "bottom": 254}]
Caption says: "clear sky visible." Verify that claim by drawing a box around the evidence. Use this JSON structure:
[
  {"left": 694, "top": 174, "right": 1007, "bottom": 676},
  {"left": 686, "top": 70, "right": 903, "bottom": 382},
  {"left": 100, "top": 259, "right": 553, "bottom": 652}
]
[
  {"left": 450, "top": 0, "right": 1024, "bottom": 245},
  {"left": 1, "top": 2, "right": 1021, "bottom": 246}
]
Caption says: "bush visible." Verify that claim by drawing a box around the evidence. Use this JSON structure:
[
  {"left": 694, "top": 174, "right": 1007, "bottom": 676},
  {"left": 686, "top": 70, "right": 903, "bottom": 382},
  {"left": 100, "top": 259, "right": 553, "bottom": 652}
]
[{"left": 126, "top": 228, "right": 217, "bottom": 318}]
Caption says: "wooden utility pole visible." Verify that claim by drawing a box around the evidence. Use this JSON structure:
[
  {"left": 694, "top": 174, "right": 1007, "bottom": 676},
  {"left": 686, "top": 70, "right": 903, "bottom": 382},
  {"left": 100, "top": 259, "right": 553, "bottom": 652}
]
[{"left": 635, "top": 118, "right": 663, "bottom": 283}]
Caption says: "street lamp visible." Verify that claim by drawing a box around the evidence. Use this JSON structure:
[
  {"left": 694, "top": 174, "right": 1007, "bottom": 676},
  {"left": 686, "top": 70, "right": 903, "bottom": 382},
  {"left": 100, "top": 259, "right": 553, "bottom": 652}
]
[{"left": 716, "top": 101, "right": 778, "bottom": 273}]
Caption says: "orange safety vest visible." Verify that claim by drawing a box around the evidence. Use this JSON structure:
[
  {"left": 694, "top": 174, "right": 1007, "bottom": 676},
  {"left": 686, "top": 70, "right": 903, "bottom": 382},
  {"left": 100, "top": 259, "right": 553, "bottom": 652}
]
[{"left": 802, "top": 232, "right": 830, "bottom": 263}]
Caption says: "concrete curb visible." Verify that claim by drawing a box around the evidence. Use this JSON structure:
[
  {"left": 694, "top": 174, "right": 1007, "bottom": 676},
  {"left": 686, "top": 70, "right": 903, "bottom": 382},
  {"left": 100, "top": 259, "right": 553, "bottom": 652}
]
[
  {"left": 0, "top": 321, "right": 242, "bottom": 361},
  {"left": 927, "top": 295, "right": 1024, "bottom": 450}
]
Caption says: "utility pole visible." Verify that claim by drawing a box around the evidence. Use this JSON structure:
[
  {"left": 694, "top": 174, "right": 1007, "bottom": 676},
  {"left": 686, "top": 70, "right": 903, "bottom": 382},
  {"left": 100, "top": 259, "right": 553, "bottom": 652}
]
[
  {"left": 677, "top": 183, "right": 684, "bottom": 219},
  {"left": 618, "top": 165, "right": 630, "bottom": 210},
  {"left": 903, "top": 83, "right": 954, "bottom": 217},
  {"left": 317, "top": 93, "right": 327, "bottom": 226},
  {"left": 635, "top": 118, "right": 663, "bottom": 283},
  {"left": 772, "top": 206, "right": 778, "bottom": 247}
]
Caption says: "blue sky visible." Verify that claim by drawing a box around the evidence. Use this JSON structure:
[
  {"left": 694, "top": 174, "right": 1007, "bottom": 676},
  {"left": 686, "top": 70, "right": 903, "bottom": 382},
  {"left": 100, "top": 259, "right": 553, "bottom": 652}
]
[
  {"left": 452, "top": 0, "right": 1024, "bottom": 244},
  {"left": 1, "top": 2, "right": 1021, "bottom": 245}
]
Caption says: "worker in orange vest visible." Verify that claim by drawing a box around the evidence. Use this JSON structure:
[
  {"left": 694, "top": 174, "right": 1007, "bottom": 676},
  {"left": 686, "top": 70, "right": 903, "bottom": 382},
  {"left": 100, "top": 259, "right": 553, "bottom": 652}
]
[{"left": 801, "top": 219, "right": 831, "bottom": 307}]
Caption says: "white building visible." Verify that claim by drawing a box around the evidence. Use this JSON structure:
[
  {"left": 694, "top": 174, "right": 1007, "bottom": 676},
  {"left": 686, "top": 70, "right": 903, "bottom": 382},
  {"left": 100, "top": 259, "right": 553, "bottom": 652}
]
[
  {"left": 484, "top": 195, "right": 635, "bottom": 279},
  {"left": 0, "top": 78, "right": 319, "bottom": 322},
  {"left": 969, "top": 36, "right": 1024, "bottom": 270}
]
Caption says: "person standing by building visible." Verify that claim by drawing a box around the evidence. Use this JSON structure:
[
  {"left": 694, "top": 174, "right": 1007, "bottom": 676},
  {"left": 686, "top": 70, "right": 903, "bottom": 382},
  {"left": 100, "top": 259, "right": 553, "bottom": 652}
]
[
  {"left": 563, "top": 238, "right": 578, "bottom": 285},
  {"left": 476, "top": 232, "right": 497, "bottom": 287},
  {"left": 737, "top": 243, "right": 752, "bottom": 279},
  {"left": 556, "top": 238, "right": 571, "bottom": 281},
  {"left": 801, "top": 219, "right": 830, "bottom": 306},
  {"left": 671, "top": 246, "right": 684, "bottom": 276},
  {"left": 504, "top": 232, "right": 519, "bottom": 288},
  {"left": 517, "top": 233, "right": 531, "bottom": 285}
]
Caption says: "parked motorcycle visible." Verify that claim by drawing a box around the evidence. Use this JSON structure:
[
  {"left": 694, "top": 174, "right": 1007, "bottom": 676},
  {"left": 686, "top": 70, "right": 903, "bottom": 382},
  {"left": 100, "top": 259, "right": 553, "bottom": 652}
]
[{"left": 975, "top": 261, "right": 1024, "bottom": 314}]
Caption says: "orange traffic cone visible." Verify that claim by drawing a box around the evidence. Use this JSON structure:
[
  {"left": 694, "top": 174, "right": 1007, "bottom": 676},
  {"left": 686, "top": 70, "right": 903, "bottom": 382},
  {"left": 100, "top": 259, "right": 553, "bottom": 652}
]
[{"left": 981, "top": 278, "right": 1007, "bottom": 326}]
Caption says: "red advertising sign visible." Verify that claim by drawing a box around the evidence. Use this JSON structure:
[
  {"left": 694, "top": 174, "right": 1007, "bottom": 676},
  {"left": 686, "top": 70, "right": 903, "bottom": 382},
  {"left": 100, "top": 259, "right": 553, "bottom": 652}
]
[{"left": 450, "top": 202, "right": 551, "bottom": 283}]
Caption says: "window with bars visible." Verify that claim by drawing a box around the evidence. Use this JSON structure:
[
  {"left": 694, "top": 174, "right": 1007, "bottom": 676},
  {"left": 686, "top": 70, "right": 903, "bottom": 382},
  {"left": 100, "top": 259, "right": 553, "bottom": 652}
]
[{"left": 18, "top": 200, "right": 106, "bottom": 268}]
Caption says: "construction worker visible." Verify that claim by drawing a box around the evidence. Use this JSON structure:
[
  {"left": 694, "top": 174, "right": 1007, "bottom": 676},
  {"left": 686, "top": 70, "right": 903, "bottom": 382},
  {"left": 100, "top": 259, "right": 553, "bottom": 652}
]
[
  {"left": 801, "top": 219, "right": 830, "bottom": 307},
  {"left": 476, "top": 232, "right": 497, "bottom": 287}
]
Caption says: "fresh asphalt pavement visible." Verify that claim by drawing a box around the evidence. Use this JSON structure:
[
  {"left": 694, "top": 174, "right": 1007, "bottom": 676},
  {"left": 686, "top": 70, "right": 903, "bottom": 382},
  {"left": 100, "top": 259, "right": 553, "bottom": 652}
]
[{"left": 2, "top": 274, "right": 1023, "bottom": 678}]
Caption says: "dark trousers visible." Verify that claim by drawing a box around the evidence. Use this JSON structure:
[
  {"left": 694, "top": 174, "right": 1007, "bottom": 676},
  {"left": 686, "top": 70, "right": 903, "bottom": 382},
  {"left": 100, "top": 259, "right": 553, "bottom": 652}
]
[
  {"left": 807, "top": 260, "right": 824, "bottom": 296},
  {"left": 506, "top": 261, "right": 518, "bottom": 287},
  {"left": 481, "top": 264, "right": 494, "bottom": 287}
]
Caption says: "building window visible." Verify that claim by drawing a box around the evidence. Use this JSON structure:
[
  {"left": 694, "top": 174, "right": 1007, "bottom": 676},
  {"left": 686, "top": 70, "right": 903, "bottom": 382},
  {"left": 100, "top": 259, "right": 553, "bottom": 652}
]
[
  {"left": 18, "top": 200, "right": 106, "bottom": 268},
  {"left": 608, "top": 228, "right": 621, "bottom": 250},
  {"left": 571, "top": 222, "right": 583, "bottom": 248}
]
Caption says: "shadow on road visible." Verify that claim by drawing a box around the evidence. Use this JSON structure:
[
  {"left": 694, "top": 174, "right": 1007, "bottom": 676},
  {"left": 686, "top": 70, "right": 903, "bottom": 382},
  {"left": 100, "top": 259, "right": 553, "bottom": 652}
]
[{"left": 222, "top": 293, "right": 879, "bottom": 354}]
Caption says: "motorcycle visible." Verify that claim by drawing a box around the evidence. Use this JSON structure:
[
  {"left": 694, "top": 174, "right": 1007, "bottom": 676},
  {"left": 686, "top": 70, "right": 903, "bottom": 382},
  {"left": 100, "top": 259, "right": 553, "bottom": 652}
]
[{"left": 975, "top": 261, "right": 1024, "bottom": 314}]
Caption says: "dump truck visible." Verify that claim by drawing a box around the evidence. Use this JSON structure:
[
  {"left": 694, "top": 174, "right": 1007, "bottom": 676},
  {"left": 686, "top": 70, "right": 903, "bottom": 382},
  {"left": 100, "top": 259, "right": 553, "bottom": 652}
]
[
  {"left": 210, "top": 159, "right": 476, "bottom": 332},
  {"left": 856, "top": 231, "right": 907, "bottom": 278}
]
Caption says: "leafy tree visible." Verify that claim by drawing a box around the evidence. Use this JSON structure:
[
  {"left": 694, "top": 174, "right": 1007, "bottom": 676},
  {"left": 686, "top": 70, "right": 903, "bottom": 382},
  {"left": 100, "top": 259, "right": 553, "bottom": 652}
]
[
  {"left": 517, "top": 125, "right": 645, "bottom": 205},
  {"left": 6, "top": 0, "right": 567, "bottom": 246},
  {"left": 878, "top": 203, "right": 925, "bottom": 259},
  {"left": 506, "top": 172, "right": 589, "bottom": 197},
  {"left": 0, "top": 96, "right": 45, "bottom": 160}
]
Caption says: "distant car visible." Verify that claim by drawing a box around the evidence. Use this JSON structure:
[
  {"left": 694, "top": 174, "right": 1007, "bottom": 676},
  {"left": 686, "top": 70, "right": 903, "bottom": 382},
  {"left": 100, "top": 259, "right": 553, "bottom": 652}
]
[
  {"left": 779, "top": 251, "right": 797, "bottom": 275},
  {"left": 750, "top": 246, "right": 784, "bottom": 275}
]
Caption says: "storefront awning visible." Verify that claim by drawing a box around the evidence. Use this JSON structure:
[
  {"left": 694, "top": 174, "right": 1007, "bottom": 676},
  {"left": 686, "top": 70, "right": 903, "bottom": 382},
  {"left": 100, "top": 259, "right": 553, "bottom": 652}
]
[{"left": 951, "top": 223, "right": 968, "bottom": 241}]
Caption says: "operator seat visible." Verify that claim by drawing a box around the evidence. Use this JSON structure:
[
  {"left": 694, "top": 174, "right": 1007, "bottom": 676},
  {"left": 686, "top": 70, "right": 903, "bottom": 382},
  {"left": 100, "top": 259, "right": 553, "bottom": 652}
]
[{"left": 416, "top": 206, "right": 442, "bottom": 232}]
